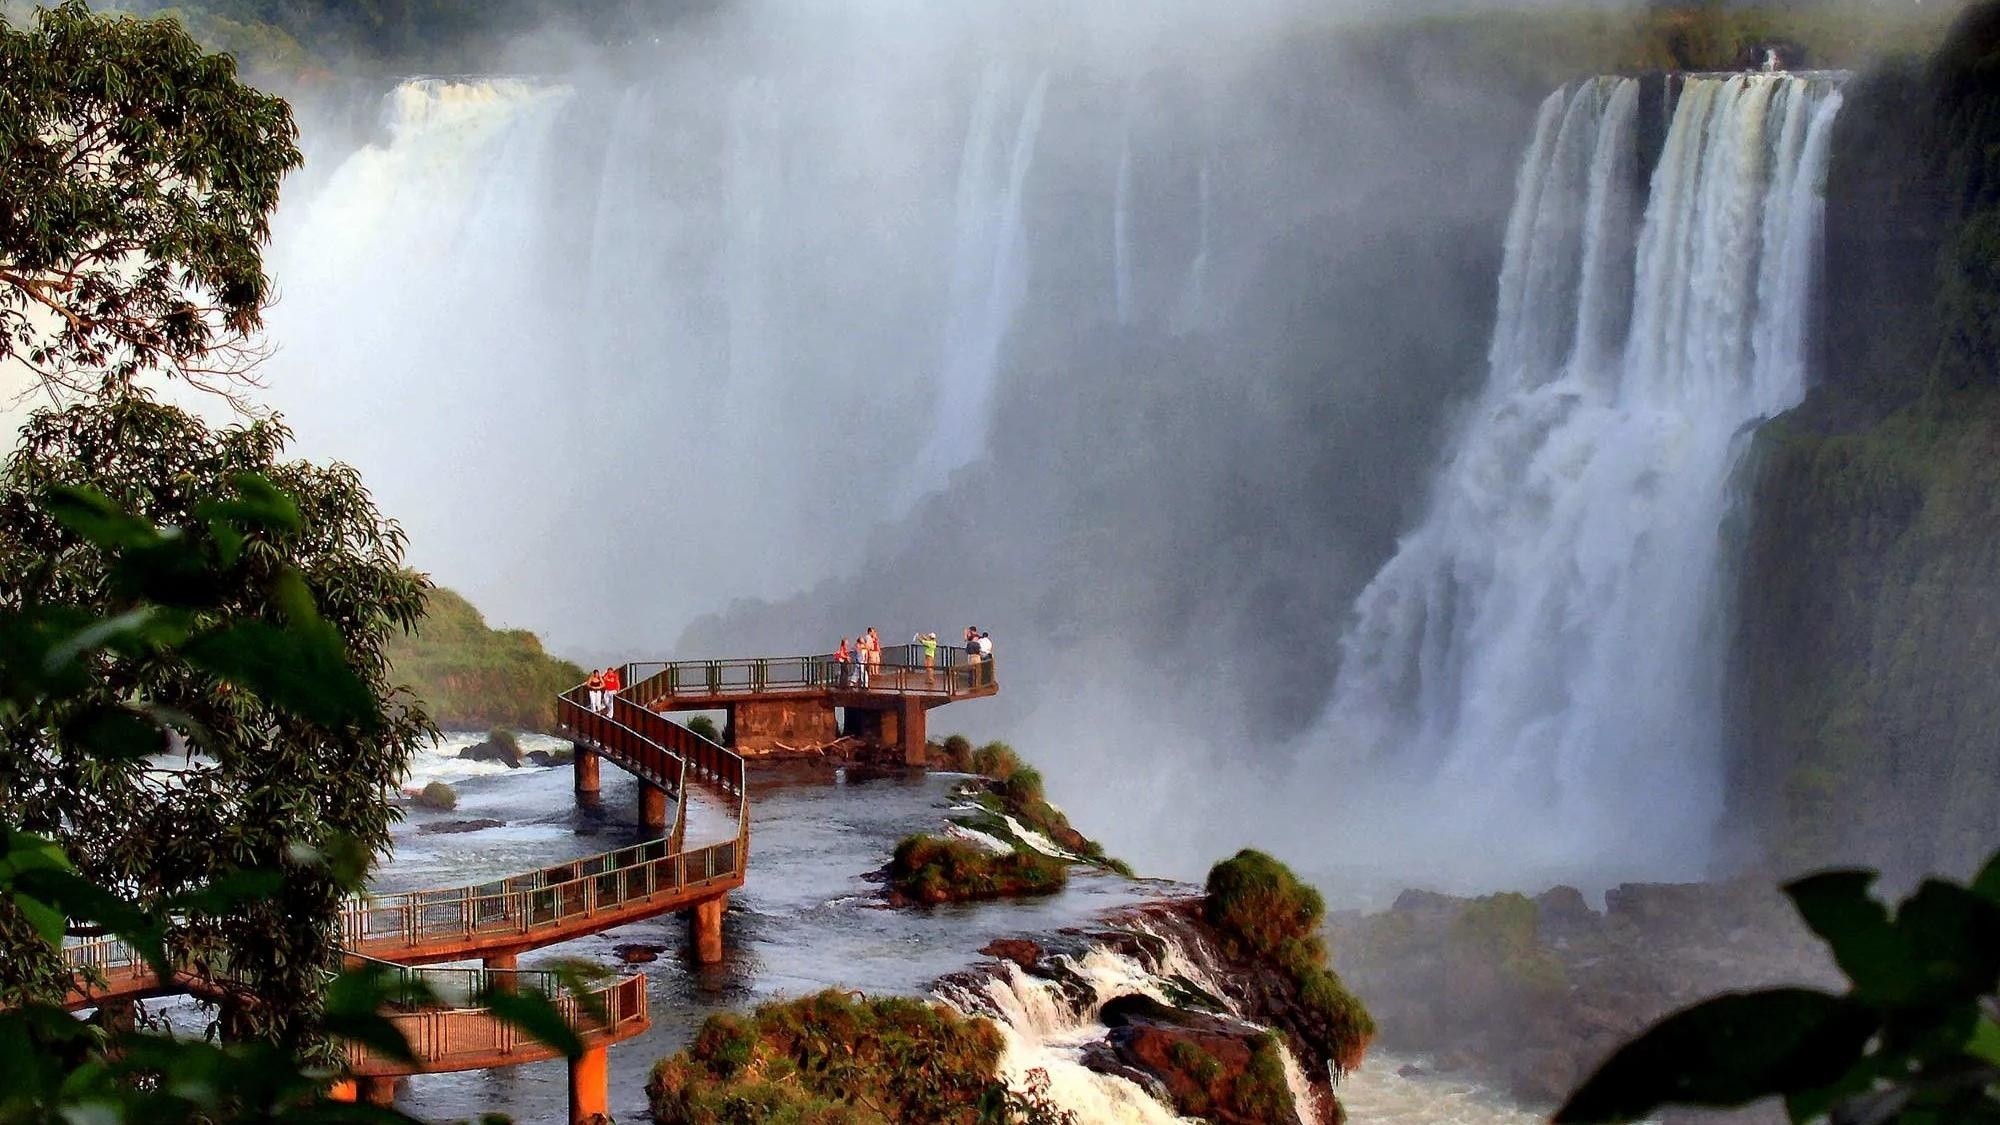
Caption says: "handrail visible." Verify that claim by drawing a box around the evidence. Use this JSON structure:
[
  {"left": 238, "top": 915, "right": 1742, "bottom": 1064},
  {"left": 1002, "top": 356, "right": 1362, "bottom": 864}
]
[
  {"left": 345, "top": 966, "right": 650, "bottom": 1075},
  {"left": 616, "top": 644, "right": 996, "bottom": 704}
]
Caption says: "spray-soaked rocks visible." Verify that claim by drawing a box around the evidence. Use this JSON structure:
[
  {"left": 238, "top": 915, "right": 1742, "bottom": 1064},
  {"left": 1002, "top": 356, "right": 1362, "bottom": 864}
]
[{"left": 1329, "top": 878, "right": 1840, "bottom": 1105}]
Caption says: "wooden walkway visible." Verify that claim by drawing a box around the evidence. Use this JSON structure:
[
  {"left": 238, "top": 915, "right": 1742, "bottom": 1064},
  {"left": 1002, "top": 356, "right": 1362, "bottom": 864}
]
[{"left": 57, "top": 646, "right": 994, "bottom": 1121}]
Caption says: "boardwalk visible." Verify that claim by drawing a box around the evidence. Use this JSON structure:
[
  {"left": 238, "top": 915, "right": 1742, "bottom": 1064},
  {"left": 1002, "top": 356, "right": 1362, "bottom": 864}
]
[{"left": 58, "top": 646, "right": 993, "bottom": 1123}]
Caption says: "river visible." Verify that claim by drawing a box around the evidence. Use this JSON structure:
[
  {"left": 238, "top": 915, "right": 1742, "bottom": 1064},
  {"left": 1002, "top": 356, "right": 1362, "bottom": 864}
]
[{"left": 374, "top": 737, "right": 1544, "bottom": 1123}]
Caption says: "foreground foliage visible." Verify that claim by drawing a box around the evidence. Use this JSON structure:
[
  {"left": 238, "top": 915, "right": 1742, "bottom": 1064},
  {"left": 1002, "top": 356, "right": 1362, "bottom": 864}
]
[
  {"left": 0, "top": 475, "right": 592, "bottom": 1122},
  {"left": 1204, "top": 850, "right": 1375, "bottom": 1073},
  {"left": 647, "top": 989, "right": 1075, "bottom": 1124},
  {"left": 384, "top": 587, "right": 581, "bottom": 732},
  {"left": 0, "top": 1, "right": 300, "bottom": 399},
  {"left": 0, "top": 397, "right": 432, "bottom": 1050},
  {"left": 1558, "top": 853, "right": 2000, "bottom": 1123}
]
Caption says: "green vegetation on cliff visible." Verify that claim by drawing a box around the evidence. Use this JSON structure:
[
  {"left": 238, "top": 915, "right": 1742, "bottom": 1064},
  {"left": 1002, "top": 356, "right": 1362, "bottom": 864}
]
[
  {"left": 1204, "top": 850, "right": 1375, "bottom": 1073},
  {"left": 387, "top": 586, "right": 582, "bottom": 732},
  {"left": 1729, "top": 0, "right": 2000, "bottom": 880},
  {"left": 940, "top": 738, "right": 1132, "bottom": 875},
  {"left": 888, "top": 835, "right": 1068, "bottom": 905},
  {"left": 646, "top": 990, "right": 1074, "bottom": 1124}
]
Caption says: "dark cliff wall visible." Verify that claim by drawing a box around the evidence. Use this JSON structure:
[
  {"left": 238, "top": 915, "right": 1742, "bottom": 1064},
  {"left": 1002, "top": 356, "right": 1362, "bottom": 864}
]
[{"left": 1727, "top": 1, "right": 2000, "bottom": 882}]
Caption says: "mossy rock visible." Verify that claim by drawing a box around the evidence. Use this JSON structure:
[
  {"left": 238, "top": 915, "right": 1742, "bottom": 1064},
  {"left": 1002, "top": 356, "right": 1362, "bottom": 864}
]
[
  {"left": 415, "top": 780, "right": 457, "bottom": 811},
  {"left": 888, "top": 835, "right": 1067, "bottom": 905}
]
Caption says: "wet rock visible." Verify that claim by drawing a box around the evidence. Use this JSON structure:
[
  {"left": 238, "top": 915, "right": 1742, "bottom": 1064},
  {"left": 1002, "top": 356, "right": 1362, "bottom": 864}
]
[
  {"left": 1535, "top": 885, "right": 1597, "bottom": 941},
  {"left": 614, "top": 943, "right": 662, "bottom": 964},
  {"left": 1396, "top": 1063, "right": 1425, "bottom": 1078},
  {"left": 418, "top": 818, "right": 504, "bottom": 835},
  {"left": 1103, "top": 1006, "right": 1303, "bottom": 1125},
  {"left": 525, "top": 746, "right": 575, "bottom": 767},
  {"left": 413, "top": 780, "right": 457, "bottom": 811},
  {"left": 979, "top": 938, "right": 1043, "bottom": 972},
  {"left": 458, "top": 734, "right": 522, "bottom": 768}
]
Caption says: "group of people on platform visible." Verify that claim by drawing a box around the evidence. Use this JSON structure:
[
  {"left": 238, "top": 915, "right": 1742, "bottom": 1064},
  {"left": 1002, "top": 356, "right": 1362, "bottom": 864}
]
[
  {"left": 831, "top": 625, "right": 995, "bottom": 690},
  {"left": 584, "top": 666, "right": 621, "bottom": 714}
]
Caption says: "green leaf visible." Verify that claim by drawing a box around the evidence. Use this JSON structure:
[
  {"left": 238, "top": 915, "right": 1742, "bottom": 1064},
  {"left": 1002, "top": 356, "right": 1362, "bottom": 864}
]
[
  {"left": 477, "top": 986, "right": 584, "bottom": 1060},
  {"left": 182, "top": 620, "right": 375, "bottom": 729},
  {"left": 60, "top": 703, "right": 168, "bottom": 762},
  {"left": 1890, "top": 880, "right": 2000, "bottom": 1006},
  {"left": 1965, "top": 1017, "right": 2000, "bottom": 1067},
  {"left": 167, "top": 869, "right": 285, "bottom": 915},
  {"left": 1785, "top": 870, "right": 1918, "bottom": 1004},
  {"left": 1970, "top": 850, "right": 2000, "bottom": 907},
  {"left": 1554, "top": 989, "right": 1875, "bottom": 1122},
  {"left": 39, "top": 485, "right": 166, "bottom": 551}
]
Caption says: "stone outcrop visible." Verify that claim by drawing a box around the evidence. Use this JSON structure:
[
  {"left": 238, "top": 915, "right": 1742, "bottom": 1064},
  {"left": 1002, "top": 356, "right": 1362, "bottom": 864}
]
[{"left": 1331, "top": 879, "right": 1840, "bottom": 1107}]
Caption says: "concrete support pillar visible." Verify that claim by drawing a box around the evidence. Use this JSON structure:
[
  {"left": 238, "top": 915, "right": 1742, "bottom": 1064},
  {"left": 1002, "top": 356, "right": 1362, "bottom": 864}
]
[
  {"left": 899, "top": 699, "right": 927, "bottom": 768},
  {"left": 573, "top": 746, "right": 600, "bottom": 803},
  {"left": 639, "top": 784, "right": 669, "bottom": 833},
  {"left": 484, "top": 951, "right": 517, "bottom": 993},
  {"left": 358, "top": 1077, "right": 396, "bottom": 1107},
  {"left": 96, "top": 998, "right": 137, "bottom": 1035},
  {"left": 568, "top": 1043, "right": 610, "bottom": 1125},
  {"left": 690, "top": 893, "right": 727, "bottom": 965}
]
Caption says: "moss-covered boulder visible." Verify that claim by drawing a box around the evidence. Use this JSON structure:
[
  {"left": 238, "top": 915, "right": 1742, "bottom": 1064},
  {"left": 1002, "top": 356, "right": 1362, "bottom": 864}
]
[
  {"left": 414, "top": 780, "right": 457, "bottom": 811},
  {"left": 887, "top": 835, "right": 1067, "bottom": 906},
  {"left": 1204, "top": 850, "right": 1374, "bottom": 1075},
  {"left": 646, "top": 990, "right": 1033, "bottom": 1124}
]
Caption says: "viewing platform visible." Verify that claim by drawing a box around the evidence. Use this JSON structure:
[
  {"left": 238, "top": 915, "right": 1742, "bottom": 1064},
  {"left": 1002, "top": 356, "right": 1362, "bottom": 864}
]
[{"left": 611, "top": 643, "right": 999, "bottom": 766}]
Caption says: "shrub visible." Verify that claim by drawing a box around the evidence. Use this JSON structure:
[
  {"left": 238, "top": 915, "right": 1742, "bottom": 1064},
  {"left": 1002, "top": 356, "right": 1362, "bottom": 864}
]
[
  {"left": 647, "top": 989, "right": 1037, "bottom": 1124},
  {"left": 942, "top": 734, "right": 974, "bottom": 771},
  {"left": 488, "top": 727, "right": 520, "bottom": 755},
  {"left": 1204, "top": 849, "right": 1326, "bottom": 962},
  {"left": 1231, "top": 1034, "right": 1296, "bottom": 1122},
  {"left": 996, "top": 767, "right": 1044, "bottom": 807},
  {"left": 416, "top": 780, "right": 457, "bottom": 811},
  {"left": 888, "top": 835, "right": 1068, "bottom": 905},
  {"left": 686, "top": 715, "right": 723, "bottom": 745},
  {"left": 1202, "top": 850, "right": 1374, "bottom": 1075},
  {"left": 970, "top": 741, "right": 1021, "bottom": 780}
]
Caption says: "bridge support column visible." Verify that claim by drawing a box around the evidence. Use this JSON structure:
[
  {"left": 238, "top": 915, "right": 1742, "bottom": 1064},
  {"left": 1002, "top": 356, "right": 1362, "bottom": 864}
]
[
  {"left": 96, "top": 998, "right": 137, "bottom": 1035},
  {"left": 898, "top": 698, "right": 927, "bottom": 768},
  {"left": 358, "top": 1077, "right": 396, "bottom": 1107},
  {"left": 690, "top": 893, "right": 727, "bottom": 965},
  {"left": 484, "top": 952, "right": 517, "bottom": 992},
  {"left": 568, "top": 1042, "right": 609, "bottom": 1124},
  {"left": 574, "top": 745, "right": 600, "bottom": 804},
  {"left": 639, "top": 784, "right": 668, "bottom": 833}
]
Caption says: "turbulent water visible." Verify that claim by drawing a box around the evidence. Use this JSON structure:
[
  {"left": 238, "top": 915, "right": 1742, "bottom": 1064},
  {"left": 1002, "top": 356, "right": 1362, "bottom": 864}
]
[
  {"left": 1319, "top": 73, "right": 1844, "bottom": 886},
  {"left": 314, "top": 757, "right": 1534, "bottom": 1123}
]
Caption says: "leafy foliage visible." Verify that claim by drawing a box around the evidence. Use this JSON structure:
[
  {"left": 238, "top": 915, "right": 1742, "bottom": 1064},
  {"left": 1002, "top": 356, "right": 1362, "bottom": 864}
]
[
  {"left": 0, "top": 395, "right": 431, "bottom": 1052},
  {"left": 0, "top": 1, "right": 300, "bottom": 400},
  {"left": 1557, "top": 855, "right": 2000, "bottom": 1122},
  {"left": 384, "top": 587, "right": 581, "bottom": 733},
  {"left": 0, "top": 474, "right": 594, "bottom": 1122},
  {"left": 646, "top": 989, "right": 1077, "bottom": 1124}
]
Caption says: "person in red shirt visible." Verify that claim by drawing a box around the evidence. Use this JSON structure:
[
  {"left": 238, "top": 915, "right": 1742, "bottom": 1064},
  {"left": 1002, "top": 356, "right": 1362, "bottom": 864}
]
[{"left": 601, "top": 666, "right": 622, "bottom": 713}]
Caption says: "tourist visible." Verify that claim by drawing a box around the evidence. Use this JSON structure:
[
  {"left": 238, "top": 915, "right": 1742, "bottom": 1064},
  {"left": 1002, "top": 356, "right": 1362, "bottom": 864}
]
[
  {"left": 865, "top": 627, "right": 881, "bottom": 678},
  {"left": 586, "top": 667, "right": 605, "bottom": 715},
  {"left": 835, "top": 637, "right": 851, "bottom": 688},
  {"left": 601, "top": 665, "right": 622, "bottom": 713},
  {"left": 977, "top": 631, "right": 994, "bottom": 686},
  {"left": 853, "top": 632, "right": 871, "bottom": 689},
  {"left": 916, "top": 631, "right": 938, "bottom": 686}
]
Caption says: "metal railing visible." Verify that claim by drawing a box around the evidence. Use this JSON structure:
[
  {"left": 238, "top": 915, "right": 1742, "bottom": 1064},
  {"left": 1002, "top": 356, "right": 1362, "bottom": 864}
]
[
  {"left": 616, "top": 644, "right": 996, "bottom": 704},
  {"left": 342, "top": 834, "right": 743, "bottom": 955},
  {"left": 345, "top": 964, "right": 649, "bottom": 1073}
]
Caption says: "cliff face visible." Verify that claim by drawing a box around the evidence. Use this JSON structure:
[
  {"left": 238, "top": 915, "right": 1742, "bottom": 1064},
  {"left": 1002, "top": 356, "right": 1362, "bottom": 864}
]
[
  {"left": 387, "top": 587, "right": 584, "bottom": 732},
  {"left": 1727, "top": 2, "right": 2000, "bottom": 882}
]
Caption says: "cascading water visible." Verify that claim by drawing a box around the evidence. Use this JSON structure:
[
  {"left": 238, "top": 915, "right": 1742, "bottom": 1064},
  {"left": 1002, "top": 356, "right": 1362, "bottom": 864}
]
[{"left": 1321, "top": 73, "right": 1843, "bottom": 884}]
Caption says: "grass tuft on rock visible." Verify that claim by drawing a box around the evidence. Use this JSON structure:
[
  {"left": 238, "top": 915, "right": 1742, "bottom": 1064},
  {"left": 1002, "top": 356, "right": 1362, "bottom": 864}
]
[
  {"left": 944, "top": 736, "right": 1132, "bottom": 875},
  {"left": 889, "top": 835, "right": 1068, "bottom": 905},
  {"left": 415, "top": 780, "right": 457, "bottom": 811},
  {"left": 1205, "top": 849, "right": 1375, "bottom": 1073},
  {"left": 647, "top": 989, "right": 1074, "bottom": 1123}
]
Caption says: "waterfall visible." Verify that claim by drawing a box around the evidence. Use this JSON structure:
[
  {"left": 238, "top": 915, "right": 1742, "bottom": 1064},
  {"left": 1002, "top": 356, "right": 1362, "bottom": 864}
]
[
  {"left": 1323, "top": 74, "right": 1843, "bottom": 882},
  {"left": 909, "top": 67, "right": 1052, "bottom": 497}
]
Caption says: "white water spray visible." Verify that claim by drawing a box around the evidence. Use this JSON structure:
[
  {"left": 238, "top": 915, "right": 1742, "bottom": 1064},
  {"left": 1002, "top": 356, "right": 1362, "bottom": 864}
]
[{"left": 1320, "top": 74, "right": 1843, "bottom": 884}]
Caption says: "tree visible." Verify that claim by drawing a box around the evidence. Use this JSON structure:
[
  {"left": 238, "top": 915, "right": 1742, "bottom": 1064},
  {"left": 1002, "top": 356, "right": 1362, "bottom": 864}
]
[
  {"left": 0, "top": 394, "right": 433, "bottom": 1053},
  {"left": 0, "top": 1, "right": 300, "bottom": 402}
]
